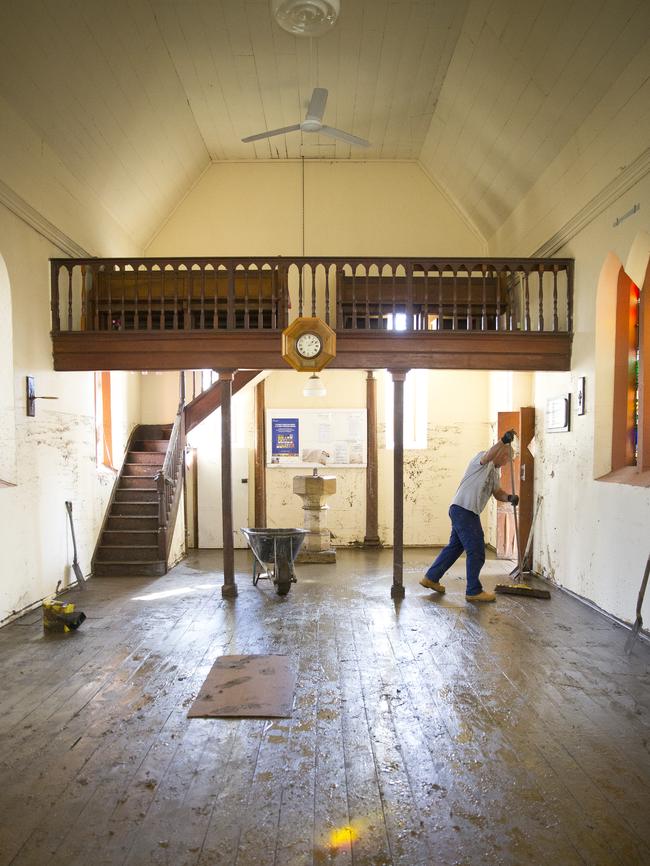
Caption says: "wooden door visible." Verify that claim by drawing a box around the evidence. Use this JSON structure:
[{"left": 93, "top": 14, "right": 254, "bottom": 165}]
[
  {"left": 496, "top": 411, "right": 519, "bottom": 559},
  {"left": 496, "top": 408, "right": 535, "bottom": 560}
]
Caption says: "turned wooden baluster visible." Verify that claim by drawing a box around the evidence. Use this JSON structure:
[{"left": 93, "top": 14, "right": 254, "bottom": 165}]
[
  {"left": 200, "top": 267, "right": 206, "bottom": 329},
  {"left": 66, "top": 267, "right": 74, "bottom": 331},
  {"left": 538, "top": 265, "right": 545, "bottom": 331},
  {"left": 481, "top": 265, "right": 487, "bottom": 331},
  {"left": 524, "top": 271, "right": 530, "bottom": 331},
  {"left": 324, "top": 264, "right": 331, "bottom": 326},
  {"left": 451, "top": 267, "right": 458, "bottom": 331},
  {"left": 495, "top": 269, "right": 502, "bottom": 330}
]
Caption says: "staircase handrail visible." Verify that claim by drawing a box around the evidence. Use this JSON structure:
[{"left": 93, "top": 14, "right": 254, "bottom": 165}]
[{"left": 154, "top": 399, "right": 185, "bottom": 528}]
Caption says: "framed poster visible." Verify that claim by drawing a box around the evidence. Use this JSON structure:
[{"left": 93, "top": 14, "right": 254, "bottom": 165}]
[
  {"left": 266, "top": 409, "right": 367, "bottom": 467},
  {"left": 271, "top": 418, "right": 299, "bottom": 457}
]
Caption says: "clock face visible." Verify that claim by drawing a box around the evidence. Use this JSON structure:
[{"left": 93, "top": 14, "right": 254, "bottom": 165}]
[{"left": 295, "top": 332, "right": 323, "bottom": 359}]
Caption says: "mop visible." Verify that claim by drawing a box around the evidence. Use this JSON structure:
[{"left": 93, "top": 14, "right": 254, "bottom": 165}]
[
  {"left": 509, "top": 494, "right": 543, "bottom": 579},
  {"left": 495, "top": 446, "right": 550, "bottom": 600}
]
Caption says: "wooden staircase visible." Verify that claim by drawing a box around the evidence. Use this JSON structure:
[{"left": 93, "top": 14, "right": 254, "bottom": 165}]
[
  {"left": 92, "top": 372, "right": 262, "bottom": 578},
  {"left": 92, "top": 424, "right": 175, "bottom": 577}
]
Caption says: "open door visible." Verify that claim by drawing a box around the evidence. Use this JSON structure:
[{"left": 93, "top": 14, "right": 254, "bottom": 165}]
[{"left": 496, "top": 407, "right": 535, "bottom": 560}]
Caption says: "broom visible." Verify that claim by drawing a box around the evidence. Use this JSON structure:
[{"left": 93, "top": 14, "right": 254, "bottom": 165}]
[
  {"left": 495, "top": 446, "right": 550, "bottom": 600},
  {"left": 624, "top": 552, "right": 650, "bottom": 655},
  {"left": 65, "top": 501, "right": 86, "bottom": 589}
]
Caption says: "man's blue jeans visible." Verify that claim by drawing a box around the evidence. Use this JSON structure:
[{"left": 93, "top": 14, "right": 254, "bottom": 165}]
[{"left": 426, "top": 505, "right": 485, "bottom": 596}]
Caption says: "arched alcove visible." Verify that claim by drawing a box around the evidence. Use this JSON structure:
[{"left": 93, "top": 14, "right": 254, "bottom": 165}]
[
  {"left": 594, "top": 235, "right": 650, "bottom": 481},
  {"left": 0, "top": 252, "right": 16, "bottom": 486}
]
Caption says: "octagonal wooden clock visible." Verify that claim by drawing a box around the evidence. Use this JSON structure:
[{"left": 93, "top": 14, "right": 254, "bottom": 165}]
[{"left": 282, "top": 317, "right": 336, "bottom": 372}]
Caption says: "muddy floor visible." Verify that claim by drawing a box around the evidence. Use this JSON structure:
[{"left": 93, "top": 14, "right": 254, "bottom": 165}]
[{"left": 0, "top": 549, "right": 649, "bottom": 866}]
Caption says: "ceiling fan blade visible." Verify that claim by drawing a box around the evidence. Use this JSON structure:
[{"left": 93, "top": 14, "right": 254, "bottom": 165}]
[
  {"left": 242, "top": 124, "right": 301, "bottom": 143},
  {"left": 306, "top": 88, "right": 328, "bottom": 122},
  {"left": 319, "top": 125, "right": 370, "bottom": 148}
]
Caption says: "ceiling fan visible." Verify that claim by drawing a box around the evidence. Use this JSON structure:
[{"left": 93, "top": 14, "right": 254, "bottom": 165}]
[{"left": 241, "top": 87, "right": 370, "bottom": 148}]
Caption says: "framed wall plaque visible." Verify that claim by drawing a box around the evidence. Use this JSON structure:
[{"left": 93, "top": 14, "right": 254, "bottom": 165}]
[{"left": 546, "top": 394, "right": 571, "bottom": 432}]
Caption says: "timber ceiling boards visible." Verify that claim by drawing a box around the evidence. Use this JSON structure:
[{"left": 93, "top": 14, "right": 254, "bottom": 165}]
[
  {"left": 419, "top": 0, "right": 650, "bottom": 239},
  {"left": 0, "top": 0, "right": 648, "bottom": 246},
  {"left": 151, "top": 0, "right": 467, "bottom": 161}
]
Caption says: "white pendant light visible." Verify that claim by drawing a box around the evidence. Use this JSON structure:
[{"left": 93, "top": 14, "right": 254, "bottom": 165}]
[
  {"left": 303, "top": 373, "right": 326, "bottom": 397},
  {"left": 271, "top": 0, "right": 340, "bottom": 37}
]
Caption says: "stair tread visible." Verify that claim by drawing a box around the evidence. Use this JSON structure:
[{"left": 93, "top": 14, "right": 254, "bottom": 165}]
[
  {"left": 94, "top": 560, "right": 165, "bottom": 566},
  {"left": 110, "top": 510, "right": 158, "bottom": 514}
]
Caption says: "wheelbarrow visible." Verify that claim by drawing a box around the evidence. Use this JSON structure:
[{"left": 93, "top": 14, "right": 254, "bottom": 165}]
[{"left": 240, "top": 527, "right": 308, "bottom": 596}]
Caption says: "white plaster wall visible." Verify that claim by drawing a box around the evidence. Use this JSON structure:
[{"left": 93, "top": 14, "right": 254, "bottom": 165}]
[
  {"left": 147, "top": 161, "right": 485, "bottom": 257},
  {"left": 264, "top": 371, "right": 367, "bottom": 544},
  {"left": 265, "top": 369, "right": 493, "bottom": 548},
  {"left": 0, "top": 205, "right": 141, "bottom": 624},
  {"left": 140, "top": 372, "right": 182, "bottom": 425},
  {"left": 494, "top": 172, "right": 650, "bottom": 624}
]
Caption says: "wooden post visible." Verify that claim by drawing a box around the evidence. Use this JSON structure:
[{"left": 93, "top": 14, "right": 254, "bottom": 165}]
[
  {"left": 254, "top": 380, "right": 267, "bottom": 527},
  {"left": 390, "top": 369, "right": 407, "bottom": 599},
  {"left": 364, "top": 371, "right": 380, "bottom": 547},
  {"left": 220, "top": 370, "right": 237, "bottom": 598}
]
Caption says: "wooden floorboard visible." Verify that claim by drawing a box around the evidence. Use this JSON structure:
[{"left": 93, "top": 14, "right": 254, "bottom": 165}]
[{"left": 0, "top": 549, "right": 649, "bottom": 866}]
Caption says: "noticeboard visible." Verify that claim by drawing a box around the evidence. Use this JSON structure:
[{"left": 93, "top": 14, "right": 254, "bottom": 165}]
[{"left": 266, "top": 409, "right": 367, "bottom": 467}]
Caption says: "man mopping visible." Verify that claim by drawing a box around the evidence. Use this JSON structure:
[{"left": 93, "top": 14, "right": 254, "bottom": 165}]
[{"left": 420, "top": 430, "right": 518, "bottom": 603}]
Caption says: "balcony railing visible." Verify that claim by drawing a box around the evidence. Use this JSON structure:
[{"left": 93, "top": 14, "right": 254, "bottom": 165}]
[{"left": 50, "top": 256, "right": 573, "bottom": 336}]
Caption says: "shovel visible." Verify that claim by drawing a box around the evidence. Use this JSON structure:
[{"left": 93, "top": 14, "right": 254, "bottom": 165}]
[{"left": 65, "top": 501, "right": 86, "bottom": 589}]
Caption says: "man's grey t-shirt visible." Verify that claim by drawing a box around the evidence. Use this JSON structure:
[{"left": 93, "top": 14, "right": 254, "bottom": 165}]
[{"left": 451, "top": 452, "right": 500, "bottom": 515}]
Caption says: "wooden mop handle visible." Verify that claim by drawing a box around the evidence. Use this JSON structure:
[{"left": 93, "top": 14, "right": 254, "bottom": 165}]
[{"left": 508, "top": 450, "right": 524, "bottom": 579}]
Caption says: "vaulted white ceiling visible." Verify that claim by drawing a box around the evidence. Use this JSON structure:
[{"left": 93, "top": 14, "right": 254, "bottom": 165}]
[{"left": 0, "top": 0, "right": 648, "bottom": 247}]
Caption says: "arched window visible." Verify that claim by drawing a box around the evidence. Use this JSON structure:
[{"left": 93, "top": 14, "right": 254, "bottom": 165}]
[
  {"left": 612, "top": 275, "right": 640, "bottom": 469},
  {"left": 594, "top": 241, "right": 650, "bottom": 482}
]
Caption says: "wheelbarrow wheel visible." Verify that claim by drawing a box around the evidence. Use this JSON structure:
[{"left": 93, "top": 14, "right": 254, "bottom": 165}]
[{"left": 275, "top": 554, "right": 292, "bottom": 596}]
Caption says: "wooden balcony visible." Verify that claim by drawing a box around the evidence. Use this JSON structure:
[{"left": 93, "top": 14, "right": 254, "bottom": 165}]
[{"left": 50, "top": 256, "right": 573, "bottom": 371}]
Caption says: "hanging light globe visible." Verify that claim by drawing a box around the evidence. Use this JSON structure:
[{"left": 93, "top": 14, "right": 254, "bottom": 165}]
[
  {"left": 303, "top": 373, "right": 327, "bottom": 397},
  {"left": 271, "top": 0, "right": 340, "bottom": 37}
]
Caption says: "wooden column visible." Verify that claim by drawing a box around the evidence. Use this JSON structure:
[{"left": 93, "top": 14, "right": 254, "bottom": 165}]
[
  {"left": 390, "top": 370, "right": 407, "bottom": 599},
  {"left": 219, "top": 370, "right": 237, "bottom": 598},
  {"left": 254, "top": 380, "right": 267, "bottom": 527},
  {"left": 364, "top": 370, "right": 380, "bottom": 547}
]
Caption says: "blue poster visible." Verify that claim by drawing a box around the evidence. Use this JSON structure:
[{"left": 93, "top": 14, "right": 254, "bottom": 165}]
[{"left": 271, "top": 418, "right": 299, "bottom": 456}]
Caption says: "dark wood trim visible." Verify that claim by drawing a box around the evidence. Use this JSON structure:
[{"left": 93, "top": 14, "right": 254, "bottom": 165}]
[
  {"left": 518, "top": 406, "right": 536, "bottom": 565},
  {"left": 52, "top": 331, "right": 572, "bottom": 373},
  {"left": 184, "top": 370, "right": 260, "bottom": 434},
  {"left": 219, "top": 371, "right": 237, "bottom": 598},
  {"left": 364, "top": 371, "right": 380, "bottom": 547},
  {"left": 639, "top": 266, "right": 650, "bottom": 472},
  {"left": 254, "top": 381, "right": 267, "bottom": 528},
  {"left": 611, "top": 270, "right": 636, "bottom": 470},
  {"left": 390, "top": 370, "right": 407, "bottom": 599}
]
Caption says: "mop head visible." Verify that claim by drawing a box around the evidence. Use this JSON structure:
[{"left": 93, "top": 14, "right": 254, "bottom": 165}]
[{"left": 495, "top": 582, "right": 551, "bottom": 600}]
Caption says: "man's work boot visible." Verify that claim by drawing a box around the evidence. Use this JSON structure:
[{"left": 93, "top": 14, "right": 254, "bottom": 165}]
[
  {"left": 465, "top": 590, "right": 496, "bottom": 603},
  {"left": 419, "top": 577, "right": 446, "bottom": 594}
]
